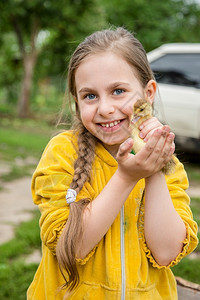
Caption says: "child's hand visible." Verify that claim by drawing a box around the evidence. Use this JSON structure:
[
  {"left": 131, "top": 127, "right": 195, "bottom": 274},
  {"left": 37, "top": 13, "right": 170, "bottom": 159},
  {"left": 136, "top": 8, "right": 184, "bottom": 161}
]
[
  {"left": 138, "top": 117, "right": 163, "bottom": 142},
  {"left": 116, "top": 126, "right": 175, "bottom": 183}
]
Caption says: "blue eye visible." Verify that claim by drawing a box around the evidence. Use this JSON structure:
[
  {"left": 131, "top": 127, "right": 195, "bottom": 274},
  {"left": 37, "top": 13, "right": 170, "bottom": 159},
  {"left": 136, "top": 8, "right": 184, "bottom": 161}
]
[
  {"left": 114, "top": 89, "right": 124, "bottom": 95},
  {"left": 85, "top": 93, "right": 96, "bottom": 100}
]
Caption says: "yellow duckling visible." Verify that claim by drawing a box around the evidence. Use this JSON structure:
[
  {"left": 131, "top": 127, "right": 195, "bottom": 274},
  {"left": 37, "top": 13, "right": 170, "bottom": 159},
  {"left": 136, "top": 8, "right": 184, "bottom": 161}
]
[{"left": 131, "top": 98, "right": 176, "bottom": 175}]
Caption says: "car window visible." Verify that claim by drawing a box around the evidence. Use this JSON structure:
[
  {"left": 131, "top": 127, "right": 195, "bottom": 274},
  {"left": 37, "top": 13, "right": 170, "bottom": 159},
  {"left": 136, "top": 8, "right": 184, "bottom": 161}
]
[{"left": 150, "top": 53, "right": 200, "bottom": 87}]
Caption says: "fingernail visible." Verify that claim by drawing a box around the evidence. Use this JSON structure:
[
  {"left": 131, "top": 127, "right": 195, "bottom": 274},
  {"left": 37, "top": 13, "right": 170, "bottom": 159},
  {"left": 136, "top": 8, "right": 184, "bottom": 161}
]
[
  {"left": 139, "top": 132, "right": 144, "bottom": 138},
  {"left": 168, "top": 134, "right": 173, "bottom": 141},
  {"left": 139, "top": 125, "right": 144, "bottom": 130}
]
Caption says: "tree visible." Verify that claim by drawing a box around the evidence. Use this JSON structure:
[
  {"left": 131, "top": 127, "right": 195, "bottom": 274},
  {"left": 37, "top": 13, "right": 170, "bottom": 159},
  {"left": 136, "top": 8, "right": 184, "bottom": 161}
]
[
  {"left": 0, "top": 0, "right": 105, "bottom": 117},
  {"left": 101, "top": 0, "right": 200, "bottom": 52}
]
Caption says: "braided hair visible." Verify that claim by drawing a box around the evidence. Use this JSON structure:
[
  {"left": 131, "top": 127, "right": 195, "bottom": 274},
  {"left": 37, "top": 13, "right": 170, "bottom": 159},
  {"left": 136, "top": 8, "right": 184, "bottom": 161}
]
[{"left": 56, "top": 117, "right": 97, "bottom": 295}]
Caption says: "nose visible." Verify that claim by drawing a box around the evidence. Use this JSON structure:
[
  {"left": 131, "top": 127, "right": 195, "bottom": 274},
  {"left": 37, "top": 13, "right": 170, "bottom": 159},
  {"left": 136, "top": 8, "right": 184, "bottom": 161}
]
[{"left": 97, "top": 97, "right": 115, "bottom": 117}]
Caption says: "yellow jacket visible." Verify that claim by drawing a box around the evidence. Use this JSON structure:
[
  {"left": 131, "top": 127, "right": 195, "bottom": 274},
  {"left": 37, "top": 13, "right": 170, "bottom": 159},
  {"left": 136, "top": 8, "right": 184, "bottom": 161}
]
[{"left": 27, "top": 131, "right": 198, "bottom": 300}]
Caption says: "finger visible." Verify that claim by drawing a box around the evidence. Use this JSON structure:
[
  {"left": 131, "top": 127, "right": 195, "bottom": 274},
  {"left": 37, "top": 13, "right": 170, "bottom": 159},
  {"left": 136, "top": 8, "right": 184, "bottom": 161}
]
[
  {"left": 143, "top": 126, "right": 170, "bottom": 165},
  {"left": 139, "top": 117, "right": 161, "bottom": 130},
  {"left": 155, "top": 132, "right": 175, "bottom": 167},
  {"left": 166, "top": 133, "right": 176, "bottom": 156},
  {"left": 139, "top": 117, "right": 164, "bottom": 140},
  {"left": 143, "top": 124, "right": 170, "bottom": 142},
  {"left": 116, "top": 138, "right": 133, "bottom": 162},
  {"left": 170, "top": 142, "right": 176, "bottom": 156},
  {"left": 143, "top": 128, "right": 163, "bottom": 158},
  {"left": 149, "top": 128, "right": 169, "bottom": 158}
]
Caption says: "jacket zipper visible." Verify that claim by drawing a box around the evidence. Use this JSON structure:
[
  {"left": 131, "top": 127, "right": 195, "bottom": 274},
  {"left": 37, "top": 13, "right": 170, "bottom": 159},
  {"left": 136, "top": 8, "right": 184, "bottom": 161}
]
[{"left": 120, "top": 205, "right": 126, "bottom": 300}]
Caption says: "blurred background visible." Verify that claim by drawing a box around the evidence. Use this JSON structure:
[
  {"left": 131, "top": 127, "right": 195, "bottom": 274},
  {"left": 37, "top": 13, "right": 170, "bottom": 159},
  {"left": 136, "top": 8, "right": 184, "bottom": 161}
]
[{"left": 0, "top": 0, "right": 199, "bottom": 299}]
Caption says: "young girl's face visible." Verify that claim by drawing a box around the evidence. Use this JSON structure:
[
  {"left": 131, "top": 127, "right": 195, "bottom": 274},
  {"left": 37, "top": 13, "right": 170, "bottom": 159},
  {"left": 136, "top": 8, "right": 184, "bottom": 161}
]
[{"left": 75, "top": 52, "right": 155, "bottom": 156}]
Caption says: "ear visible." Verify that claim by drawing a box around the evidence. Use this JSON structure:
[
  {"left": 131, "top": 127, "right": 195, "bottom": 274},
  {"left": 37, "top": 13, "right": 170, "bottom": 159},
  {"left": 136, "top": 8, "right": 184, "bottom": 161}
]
[{"left": 144, "top": 80, "right": 157, "bottom": 104}]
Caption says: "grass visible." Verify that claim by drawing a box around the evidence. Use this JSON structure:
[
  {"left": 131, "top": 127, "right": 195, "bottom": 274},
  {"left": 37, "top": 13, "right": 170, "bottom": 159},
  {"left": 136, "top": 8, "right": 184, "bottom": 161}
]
[
  {"left": 191, "top": 197, "right": 200, "bottom": 252},
  {"left": 0, "top": 118, "right": 48, "bottom": 299},
  {"left": 0, "top": 117, "right": 56, "bottom": 189},
  {"left": 0, "top": 211, "right": 41, "bottom": 263},
  {"left": 172, "top": 257, "right": 200, "bottom": 284},
  {"left": 172, "top": 196, "right": 200, "bottom": 283},
  {"left": 0, "top": 117, "right": 56, "bottom": 299},
  {"left": 0, "top": 164, "right": 34, "bottom": 182},
  {"left": 185, "top": 164, "right": 200, "bottom": 182},
  {"left": 0, "top": 117, "right": 53, "bottom": 161},
  {"left": 0, "top": 262, "right": 38, "bottom": 300},
  {"left": 0, "top": 211, "right": 41, "bottom": 300}
]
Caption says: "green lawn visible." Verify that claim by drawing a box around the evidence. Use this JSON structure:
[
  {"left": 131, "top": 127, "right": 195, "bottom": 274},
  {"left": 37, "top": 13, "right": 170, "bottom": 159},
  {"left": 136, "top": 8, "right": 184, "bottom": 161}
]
[
  {"left": 0, "top": 117, "right": 52, "bottom": 161},
  {"left": 172, "top": 159, "right": 200, "bottom": 282},
  {"left": 0, "top": 211, "right": 41, "bottom": 300},
  {"left": 0, "top": 117, "right": 55, "bottom": 187},
  {"left": 172, "top": 196, "right": 200, "bottom": 283}
]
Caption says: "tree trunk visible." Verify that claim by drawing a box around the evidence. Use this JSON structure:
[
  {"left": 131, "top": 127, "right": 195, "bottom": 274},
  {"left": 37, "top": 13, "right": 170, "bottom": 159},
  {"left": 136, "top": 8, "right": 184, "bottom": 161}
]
[
  {"left": 18, "top": 53, "right": 37, "bottom": 118},
  {"left": 11, "top": 16, "right": 39, "bottom": 118}
]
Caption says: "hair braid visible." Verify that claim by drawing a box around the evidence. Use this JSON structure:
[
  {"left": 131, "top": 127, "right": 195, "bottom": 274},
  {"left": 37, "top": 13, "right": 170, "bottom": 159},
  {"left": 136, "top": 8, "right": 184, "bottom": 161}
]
[
  {"left": 71, "top": 127, "right": 96, "bottom": 193},
  {"left": 56, "top": 119, "right": 97, "bottom": 296}
]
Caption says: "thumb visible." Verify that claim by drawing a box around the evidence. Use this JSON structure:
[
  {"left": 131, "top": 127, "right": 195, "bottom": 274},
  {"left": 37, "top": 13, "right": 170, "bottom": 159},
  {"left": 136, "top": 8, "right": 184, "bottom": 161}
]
[{"left": 116, "top": 138, "right": 133, "bottom": 162}]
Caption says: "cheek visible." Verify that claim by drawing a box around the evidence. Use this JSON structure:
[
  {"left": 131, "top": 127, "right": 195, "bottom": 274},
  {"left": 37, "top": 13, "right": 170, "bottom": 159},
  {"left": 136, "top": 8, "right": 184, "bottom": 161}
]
[
  {"left": 80, "top": 111, "right": 90, "bottom": 124},
  {"left": 80, "top": 106, "right": 94, "bottom": 125}
]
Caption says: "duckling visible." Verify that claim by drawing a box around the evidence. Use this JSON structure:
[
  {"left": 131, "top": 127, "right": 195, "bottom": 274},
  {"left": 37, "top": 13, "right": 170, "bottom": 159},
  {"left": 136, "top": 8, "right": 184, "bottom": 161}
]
[{"left": 131, "top": 98, "right": 176, "bottom": 175}]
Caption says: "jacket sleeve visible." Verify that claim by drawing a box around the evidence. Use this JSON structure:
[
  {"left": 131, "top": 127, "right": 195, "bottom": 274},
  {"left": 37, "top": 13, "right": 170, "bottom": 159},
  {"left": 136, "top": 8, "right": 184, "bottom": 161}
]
[
  {"left": 141, "top": 156, "right": 199, "bottom": 269},
  {"left": 32, "top": 132, "right": 95, "bottom": 255}
]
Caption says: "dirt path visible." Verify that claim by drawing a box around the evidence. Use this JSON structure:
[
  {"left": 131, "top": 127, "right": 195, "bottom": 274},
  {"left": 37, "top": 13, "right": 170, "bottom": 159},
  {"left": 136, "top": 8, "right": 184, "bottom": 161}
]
[
  {"left": 0, "top": 175, "right": 199, "bottom": 246},
  {"left": 0, "top": 176, "right": 36, "bottom": 244}
]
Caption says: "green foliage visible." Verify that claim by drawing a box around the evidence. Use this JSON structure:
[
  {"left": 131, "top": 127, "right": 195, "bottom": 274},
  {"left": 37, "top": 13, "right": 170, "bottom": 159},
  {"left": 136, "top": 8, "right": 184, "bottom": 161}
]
[
  {"left": 0, "top": 0, "right": 200, "bottom": 117},
  {"left": 0, "top": 0, "right": 106, "bottom": 116},
  {"left": 0, "top": 32, "right": 22, "bottom": 106},
  {"left": 101, "top": 0, "right": 200, "bottom": 52}
]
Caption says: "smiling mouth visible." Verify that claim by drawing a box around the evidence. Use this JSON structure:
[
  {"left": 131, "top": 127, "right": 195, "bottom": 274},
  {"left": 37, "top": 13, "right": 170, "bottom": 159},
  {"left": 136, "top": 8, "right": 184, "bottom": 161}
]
[{"left": 99, "top": 120, "right": 121, "bottom": 128}]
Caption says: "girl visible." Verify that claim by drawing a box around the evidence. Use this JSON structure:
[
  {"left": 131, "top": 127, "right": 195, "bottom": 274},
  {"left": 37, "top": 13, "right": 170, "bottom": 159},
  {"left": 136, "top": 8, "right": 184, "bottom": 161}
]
[{"left": 27, "top": 27, "right": 198, "bottom": 299}]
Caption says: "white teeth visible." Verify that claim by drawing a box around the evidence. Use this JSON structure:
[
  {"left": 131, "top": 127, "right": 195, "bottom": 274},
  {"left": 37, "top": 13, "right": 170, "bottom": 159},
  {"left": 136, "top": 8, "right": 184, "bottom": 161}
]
[{"left": 101, "top": 120, "right": 120, "bottom": 128}]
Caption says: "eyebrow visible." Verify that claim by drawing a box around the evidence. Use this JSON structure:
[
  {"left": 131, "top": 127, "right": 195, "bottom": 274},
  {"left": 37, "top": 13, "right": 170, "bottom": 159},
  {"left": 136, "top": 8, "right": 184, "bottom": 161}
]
[
  {"left": 78, "top": 82, "right": 131, "bottom": 94},
  {"left": 78, "top": 87, "right": 95, "bottom": 94}
]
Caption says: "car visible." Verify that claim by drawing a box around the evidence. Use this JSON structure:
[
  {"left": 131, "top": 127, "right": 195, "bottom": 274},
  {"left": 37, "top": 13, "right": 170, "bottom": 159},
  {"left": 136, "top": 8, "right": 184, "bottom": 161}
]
[{"left": 147, "top": 43, "right": 200, "bottom": 153}]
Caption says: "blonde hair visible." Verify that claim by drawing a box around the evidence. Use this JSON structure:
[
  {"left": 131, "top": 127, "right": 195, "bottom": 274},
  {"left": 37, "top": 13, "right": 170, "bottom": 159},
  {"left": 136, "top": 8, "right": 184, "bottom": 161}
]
[{"left": 56, "top": 27, "right": 154, "bottom": 296}]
